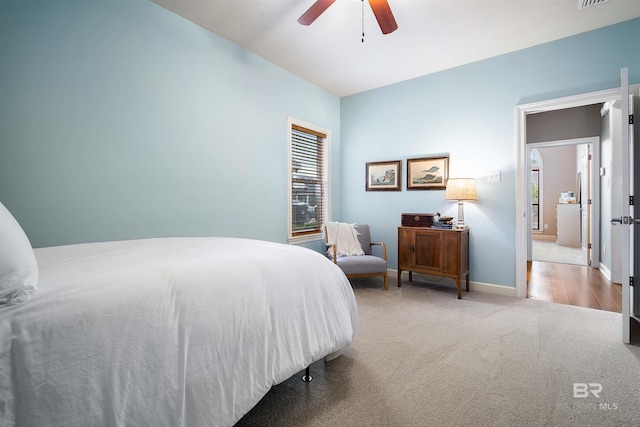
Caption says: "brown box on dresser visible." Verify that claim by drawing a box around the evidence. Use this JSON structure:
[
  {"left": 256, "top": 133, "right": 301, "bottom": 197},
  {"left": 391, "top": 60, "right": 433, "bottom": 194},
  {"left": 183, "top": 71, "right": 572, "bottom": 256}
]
[{"left": 401, "top": 213, "right": 435, "bottom": 227}]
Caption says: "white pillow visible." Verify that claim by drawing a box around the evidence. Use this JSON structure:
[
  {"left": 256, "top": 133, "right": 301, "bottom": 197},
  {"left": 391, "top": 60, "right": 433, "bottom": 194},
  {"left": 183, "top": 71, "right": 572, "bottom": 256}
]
[{"left": 0, "top": 201, "right": 38, "bottom": 306}]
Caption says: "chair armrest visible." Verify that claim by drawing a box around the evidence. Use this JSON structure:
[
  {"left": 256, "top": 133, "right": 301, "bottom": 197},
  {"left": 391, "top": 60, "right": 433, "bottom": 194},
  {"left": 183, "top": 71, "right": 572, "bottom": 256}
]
[
  {"left": 371, "top": 242, "right": 387, "bottom": 261},
  {"left": 325, "top": 243, "right": 338, "bottom": 264}
]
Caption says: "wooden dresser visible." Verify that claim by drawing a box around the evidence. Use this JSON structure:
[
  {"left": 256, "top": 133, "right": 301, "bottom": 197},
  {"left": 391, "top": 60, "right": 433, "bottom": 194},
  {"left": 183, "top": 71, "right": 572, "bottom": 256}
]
[{"left": 397, "top": 226, "right": 470, "bottom": 299}]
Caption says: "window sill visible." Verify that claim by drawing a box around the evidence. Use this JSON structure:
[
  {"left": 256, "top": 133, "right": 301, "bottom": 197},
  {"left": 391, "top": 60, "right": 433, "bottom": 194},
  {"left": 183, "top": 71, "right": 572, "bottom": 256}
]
[{"left": 288, "top": 233, "right": 323, "bottom": 245}]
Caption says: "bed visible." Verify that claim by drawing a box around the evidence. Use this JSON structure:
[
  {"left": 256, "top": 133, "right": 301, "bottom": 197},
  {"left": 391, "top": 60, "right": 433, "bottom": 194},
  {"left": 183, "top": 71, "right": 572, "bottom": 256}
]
[{"left": 0, "top": 203, "right": 358, "bottom": 427}]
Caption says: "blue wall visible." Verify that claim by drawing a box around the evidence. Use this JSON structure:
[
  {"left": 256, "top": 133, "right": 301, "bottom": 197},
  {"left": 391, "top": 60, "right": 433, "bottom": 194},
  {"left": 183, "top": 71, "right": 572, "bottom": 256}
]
[
  {"left": 0, "top": 0, "right": 340, "bottom": 247},
  {"left": 340, "top": 18, "right": 640, "bottom": 288},
  {"left": 1, "top": 0, "right": 638, "bottom": 289}
]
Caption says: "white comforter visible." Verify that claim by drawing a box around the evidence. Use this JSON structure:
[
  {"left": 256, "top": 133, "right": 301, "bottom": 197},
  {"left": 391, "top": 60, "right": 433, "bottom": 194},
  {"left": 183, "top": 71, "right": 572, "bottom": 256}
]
[{"left": 0, "top": 237, "right": 357, "bottom": 427}]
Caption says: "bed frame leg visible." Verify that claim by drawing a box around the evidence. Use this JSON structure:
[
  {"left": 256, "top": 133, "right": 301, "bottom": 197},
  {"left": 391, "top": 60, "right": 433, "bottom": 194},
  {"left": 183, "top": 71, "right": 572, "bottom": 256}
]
[{"left": 301, "top": 365, "right": 313, "bottom": 382}]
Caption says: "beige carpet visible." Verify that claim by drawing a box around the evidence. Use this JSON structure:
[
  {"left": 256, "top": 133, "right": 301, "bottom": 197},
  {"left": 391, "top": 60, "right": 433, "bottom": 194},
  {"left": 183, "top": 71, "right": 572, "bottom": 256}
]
[
  {"left": 236, "top": 275, "right": 640, "bottom": 427},
  {"left": 532, "top": 238, "right": 586, "bottom": 265}
]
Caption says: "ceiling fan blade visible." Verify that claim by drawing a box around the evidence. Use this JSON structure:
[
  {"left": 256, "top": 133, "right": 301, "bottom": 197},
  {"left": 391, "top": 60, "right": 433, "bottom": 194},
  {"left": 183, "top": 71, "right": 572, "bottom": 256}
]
[
  {"left": 297, "top": 0, "right": 337, "bottom": 26},
  {"left": 368, "top": 0, "right": 398, "bottom": 34}
]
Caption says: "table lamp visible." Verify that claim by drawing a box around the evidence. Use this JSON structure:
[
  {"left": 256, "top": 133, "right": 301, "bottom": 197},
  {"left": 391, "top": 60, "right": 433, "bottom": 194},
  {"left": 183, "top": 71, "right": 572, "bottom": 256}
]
[{"left": 445, "top": 178, "right": 477, "bottom": 228}]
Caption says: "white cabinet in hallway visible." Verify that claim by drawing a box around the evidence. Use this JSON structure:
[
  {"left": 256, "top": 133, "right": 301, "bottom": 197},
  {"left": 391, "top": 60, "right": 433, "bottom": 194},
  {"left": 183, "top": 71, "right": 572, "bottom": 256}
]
[{"left": 556, "top": 203, "right": 580, "bottom": 247}]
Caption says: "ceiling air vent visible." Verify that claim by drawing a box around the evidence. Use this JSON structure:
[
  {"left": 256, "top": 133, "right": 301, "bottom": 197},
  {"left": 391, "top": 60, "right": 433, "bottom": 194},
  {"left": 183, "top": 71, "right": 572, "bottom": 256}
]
[{"left": 578, "top": 0, "right": 609, "bottom": 9}]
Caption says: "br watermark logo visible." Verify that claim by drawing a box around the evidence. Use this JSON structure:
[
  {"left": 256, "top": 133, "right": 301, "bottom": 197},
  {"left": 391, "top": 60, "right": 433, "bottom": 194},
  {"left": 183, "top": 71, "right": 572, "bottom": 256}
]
[
  {"left": 556, "top": 383, "right": 619, "bottom": 412},
  {"left": 573, "top": 383, "right": 602, "bottom": 398}
]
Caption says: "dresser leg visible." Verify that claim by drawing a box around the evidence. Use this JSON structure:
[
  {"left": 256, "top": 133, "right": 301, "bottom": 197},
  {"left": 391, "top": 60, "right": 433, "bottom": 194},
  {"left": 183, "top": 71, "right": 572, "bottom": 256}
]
[
  {"left": 457, "top": 279, "right": 462, "bottom": 299},
  {"left": 465, "top": 274, "right": 470, "bottom": 292},
  {"left": 397, "top": 270, "right": 402, "bottom": 287}
]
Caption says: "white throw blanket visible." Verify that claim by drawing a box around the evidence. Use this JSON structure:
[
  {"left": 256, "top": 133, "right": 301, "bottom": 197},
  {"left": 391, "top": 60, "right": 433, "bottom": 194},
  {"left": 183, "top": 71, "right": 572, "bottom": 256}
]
[{"left": 323, "top": 222, "right": 364, "bottom": 257}]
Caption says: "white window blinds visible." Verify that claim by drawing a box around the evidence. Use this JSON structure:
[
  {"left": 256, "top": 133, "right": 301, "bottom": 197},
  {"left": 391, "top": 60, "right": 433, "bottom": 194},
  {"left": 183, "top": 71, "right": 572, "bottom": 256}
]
[{"left": 290, "top": 124, "right": 326, "bottom": 237}]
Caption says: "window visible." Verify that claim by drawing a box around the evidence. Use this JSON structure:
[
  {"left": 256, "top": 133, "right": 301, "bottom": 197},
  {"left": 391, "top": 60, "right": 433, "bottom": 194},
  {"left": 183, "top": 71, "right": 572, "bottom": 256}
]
[
  {"left": 531, "top": 168, "right": 540, "bottom": 230},
  {"left": 287, "top": 117, "right": 330, "bottom": 243},
  {"left": 531, "top": 149, "right": 542, "bottom": 231}
]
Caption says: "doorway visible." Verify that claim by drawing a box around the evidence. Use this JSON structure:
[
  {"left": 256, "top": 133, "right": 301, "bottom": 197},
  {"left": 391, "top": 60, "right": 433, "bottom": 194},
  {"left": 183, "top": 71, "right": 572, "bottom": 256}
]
[
  {"left": 528, "top": 138, "right": 598, "bottom": 268},
  {"left": 524, "top": 136, "right": 621, "bottom": 312},
  {"left": 515, "top": 87, "right": 628, "bottom": 300},
  {"left": 516, "top": 80, "right": 640, "bottom": 344}
]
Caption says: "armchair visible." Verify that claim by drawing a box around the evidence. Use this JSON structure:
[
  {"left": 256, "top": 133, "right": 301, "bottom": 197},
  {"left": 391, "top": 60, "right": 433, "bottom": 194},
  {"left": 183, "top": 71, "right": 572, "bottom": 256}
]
[{"left": 324, "top": 224, "right": 388, "bottom": 291}]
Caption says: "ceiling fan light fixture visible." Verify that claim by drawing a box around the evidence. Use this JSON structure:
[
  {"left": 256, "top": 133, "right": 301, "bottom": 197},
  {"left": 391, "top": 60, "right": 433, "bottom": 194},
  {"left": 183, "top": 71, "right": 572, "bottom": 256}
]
[
  {"left": 297, "top": 0, "right": 336, "bottom": 26},
  {"left": 368, "top": 0, "right": 398, "bottom": 34},
  {"left": 297, "top": 0, "right": 398, "bottom": 35}
]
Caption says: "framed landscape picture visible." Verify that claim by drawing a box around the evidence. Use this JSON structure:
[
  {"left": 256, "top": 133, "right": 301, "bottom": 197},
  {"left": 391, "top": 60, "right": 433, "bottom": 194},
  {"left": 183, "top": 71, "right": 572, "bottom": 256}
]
[
  {"left": 407, "top": 155, "right": 449, "bottom": 190},
  {"left": 366, "top": 160, "right": 402, "bottom": 191}
]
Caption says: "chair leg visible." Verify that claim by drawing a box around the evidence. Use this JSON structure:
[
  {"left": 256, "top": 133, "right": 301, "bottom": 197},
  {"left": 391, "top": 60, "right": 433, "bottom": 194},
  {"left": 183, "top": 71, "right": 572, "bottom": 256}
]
[{"left": 383, "top": 272, "right": 388, "bottom": 291}]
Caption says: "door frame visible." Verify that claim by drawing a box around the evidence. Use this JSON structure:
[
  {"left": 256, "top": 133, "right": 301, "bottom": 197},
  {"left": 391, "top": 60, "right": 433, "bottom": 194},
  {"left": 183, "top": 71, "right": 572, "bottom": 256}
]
[
  {"left": 515, "top": 85, "right": 640, "bottom": 298},
  {"left": 525, "top": 137, "right": 599, "bottom": 268}
]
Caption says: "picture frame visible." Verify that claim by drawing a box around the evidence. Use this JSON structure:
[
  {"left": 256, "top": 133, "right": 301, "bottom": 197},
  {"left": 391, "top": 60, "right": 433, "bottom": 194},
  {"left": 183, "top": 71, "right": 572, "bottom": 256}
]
[
  {"left": 365, "top": 160, "right": 402, "bottom": 191},
  {"left": 407, "top": 155, "right": 449, "bottom": 190}
]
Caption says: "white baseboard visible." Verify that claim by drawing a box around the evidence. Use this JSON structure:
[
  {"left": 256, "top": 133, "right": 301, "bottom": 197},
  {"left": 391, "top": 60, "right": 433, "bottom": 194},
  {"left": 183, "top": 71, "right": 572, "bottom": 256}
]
[
  {"left": 531, "top": 234, "right": 557, "bottom": 242},
  {"left": 470, "top": 281, "right": 517, "bottom": 297},
  {"left": 599, "top": 264, "right": 612, "bottom": 281},
  {"left": 388, "top": 269, "right": 517, "bottom": 297}
]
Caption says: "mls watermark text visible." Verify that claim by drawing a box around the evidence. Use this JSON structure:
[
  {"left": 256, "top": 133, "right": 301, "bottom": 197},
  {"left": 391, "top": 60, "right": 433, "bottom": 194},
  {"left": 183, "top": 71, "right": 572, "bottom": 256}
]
[{"left": 556, "top": 383, "right": 619, "bottom": 412}]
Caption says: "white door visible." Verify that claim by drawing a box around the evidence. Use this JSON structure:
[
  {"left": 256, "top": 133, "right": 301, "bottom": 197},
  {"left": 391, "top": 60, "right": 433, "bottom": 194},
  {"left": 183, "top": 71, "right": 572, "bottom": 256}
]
[
  {"left": 634, "top": 87, "right": 640, "bottom": 322},
  {"left": 614, "top": 68, "right": 636, "bottom": 344}
]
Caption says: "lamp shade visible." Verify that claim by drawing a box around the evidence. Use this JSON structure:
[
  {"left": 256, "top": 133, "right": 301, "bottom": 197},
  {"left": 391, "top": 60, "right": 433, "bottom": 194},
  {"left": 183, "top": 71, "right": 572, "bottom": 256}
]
[{"left": 445, "top": 178, "right": 477, "bottom": 201}]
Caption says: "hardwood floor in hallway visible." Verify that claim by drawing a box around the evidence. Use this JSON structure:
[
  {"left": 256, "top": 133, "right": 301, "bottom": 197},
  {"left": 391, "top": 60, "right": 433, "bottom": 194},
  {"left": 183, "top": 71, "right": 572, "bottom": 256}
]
[{"left": 527, "top": 261, "right": 622, "bottom": 313}]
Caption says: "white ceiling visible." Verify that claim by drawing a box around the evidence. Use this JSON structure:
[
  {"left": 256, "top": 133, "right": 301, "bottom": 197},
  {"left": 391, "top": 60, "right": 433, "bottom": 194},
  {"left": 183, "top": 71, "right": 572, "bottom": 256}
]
[{"left": 151, "top": 0, "right": 640, "bottom": 97}]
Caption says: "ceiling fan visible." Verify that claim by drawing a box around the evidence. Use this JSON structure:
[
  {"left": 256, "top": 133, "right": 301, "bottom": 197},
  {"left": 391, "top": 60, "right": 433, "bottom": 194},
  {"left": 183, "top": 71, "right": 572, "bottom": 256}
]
[{"left": 297, "top": 0, "right": 398, "bottom": 35}]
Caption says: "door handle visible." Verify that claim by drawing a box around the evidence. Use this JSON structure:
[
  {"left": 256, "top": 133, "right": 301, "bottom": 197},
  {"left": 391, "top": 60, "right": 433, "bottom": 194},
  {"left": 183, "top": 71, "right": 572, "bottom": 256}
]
[{"left": 611, "top": 216, "right": 640, "bottom": 225}]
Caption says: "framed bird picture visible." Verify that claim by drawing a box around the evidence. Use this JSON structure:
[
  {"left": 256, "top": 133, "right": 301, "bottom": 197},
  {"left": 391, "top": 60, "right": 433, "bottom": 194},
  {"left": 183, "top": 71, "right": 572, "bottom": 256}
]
[
  {"left": 366, "top": 160, "right": 402, "bottom": 191},
  {"left": 407, "top": 155, "right": 449, "bottom": 190}
]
